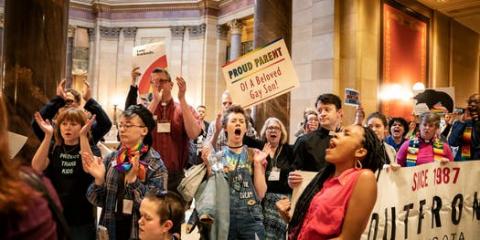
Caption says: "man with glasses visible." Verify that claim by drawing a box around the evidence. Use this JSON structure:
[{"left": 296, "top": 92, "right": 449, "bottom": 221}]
[
  {"left": 31, "top": 79, "right": 112, "bottom": 145},
  {"left": 448, "top": 93, "right": 480, "bottom": 160},
  {"left": 145, "top": 68, "right": 202, "bottom": 193}
]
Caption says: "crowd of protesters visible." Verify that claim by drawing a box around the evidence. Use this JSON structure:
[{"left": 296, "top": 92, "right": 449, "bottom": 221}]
[{"left": 1, "top": 65, "right": 479, "bottom": 240}]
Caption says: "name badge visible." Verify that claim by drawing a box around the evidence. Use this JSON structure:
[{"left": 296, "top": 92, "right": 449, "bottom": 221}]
[
  {"left": 157, "top": 122, "right": 171, "bottom": 133},
  {"left": 268, "top": 167, "right": 280, "bottom": 181},
  {"left": 122, "top": 199, "right": 133, "bottom": 215}
]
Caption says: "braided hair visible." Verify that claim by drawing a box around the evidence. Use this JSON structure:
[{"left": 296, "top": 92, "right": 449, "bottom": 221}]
[{"left": 288, "top": 126, "right": 385, "bottom": 238}]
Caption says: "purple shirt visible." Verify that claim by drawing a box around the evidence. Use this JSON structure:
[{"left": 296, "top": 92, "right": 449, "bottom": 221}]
[{"left": 397, "top": 139, "right": 454, "bottom": 166}]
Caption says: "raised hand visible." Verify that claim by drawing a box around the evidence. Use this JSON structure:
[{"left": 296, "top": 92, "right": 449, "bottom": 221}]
[
  {"left": 131, "top": 67, "right": 141, "bottom": 86},
  {"left": 253, "top": 148, "right": 268, "bottom": 165},
  {"left": 82, "top": 152, "right": 105, "bottom": 185},
  {"left": 176, "top": 77, "right": 187, "bottom": 101},
  {"left": 288, "top": 171, "right": 303, "bottom": 189},
  {"left": 80, "top": 114, "right": 96, "bottom": 137},
  {"left": 34, "top": 112, "right": 54, "bottom": 136},
  {"left": 354, "top": 104, "right": 365, "bottom": 126},
  {"left": 215, "top": 112, "right": 223, "bottom": 133},
  {"left": 56, "top": 79, "right": 67, "bottom": 99},
  {"left": 125, "top": 152, "right": 140, "bottom": 183},
  {"left": 82, "top": 80, "right": 92, "bottom": 102}
]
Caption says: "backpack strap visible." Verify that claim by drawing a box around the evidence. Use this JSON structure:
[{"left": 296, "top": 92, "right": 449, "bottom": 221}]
[{"left": 20, "top": 170, "right": 72, "bottom": 240}]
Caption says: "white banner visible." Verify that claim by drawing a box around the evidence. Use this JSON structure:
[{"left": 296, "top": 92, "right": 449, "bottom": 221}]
[
  {"left": 362, "top": 161, "right": 480, "bottom": 240},
  {"left": 221, "top": 39, "right": 299, "bottom": 108},
  {"left": 132, "top": 42, "right": 168, "bottom": 96}
]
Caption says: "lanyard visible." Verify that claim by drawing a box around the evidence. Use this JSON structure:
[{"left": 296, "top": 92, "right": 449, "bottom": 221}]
[{"left": 270, "top": 144, "right": 283, "bottom": 168}]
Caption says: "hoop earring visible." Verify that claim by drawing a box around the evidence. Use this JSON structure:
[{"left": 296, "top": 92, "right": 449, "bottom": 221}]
[{"left": 355, "top": 159, "right": 363, "bottom": 169}]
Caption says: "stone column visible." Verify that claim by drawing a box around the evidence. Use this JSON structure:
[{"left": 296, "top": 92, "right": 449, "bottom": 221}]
[
  {"left": 118, "top": 27, "right": 137, "bottom": 107},
  {"left": 66, "top": 25, "right": 75, "bottom": 88},
  {"left": 170, "top": 26, "right": 186, "bottom": 78},
  {"left": 253, "top": 0, "right": 292, "bottom": 136},
  {"left": 1, "top": 0, "right": 69, "bottom": 161},
  {"left": 228, "top": 19, "right": 243, "bottom": 61},
  {"left": 186, "top": 24, "right": 206, "bottom": 105},
  {"left": 214, "top": 24, "right": 228, "bottom": 114},
  {"left": 97, "top": 26, "right": 121, "bottom": 119},
  {"left": 87, "top": 27, "right": 96, "bottom": 96}
]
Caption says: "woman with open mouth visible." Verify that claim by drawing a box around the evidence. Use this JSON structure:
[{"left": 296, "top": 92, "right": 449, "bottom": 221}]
[
  {"left": 243, "top": 117, "right": 294, "bottom": 239},
  {"left": 201, "top": 105, "right": 268, "bottom": 240},
  {"left": 277, "top": 125, "right": 385, "bottom": 239},
  {"left": 385, "top": 117, "right": 409, "bottom": 152}
]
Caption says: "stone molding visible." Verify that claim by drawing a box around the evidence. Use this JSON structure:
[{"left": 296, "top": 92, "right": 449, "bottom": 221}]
[
  {"left": 228, "top": 19, "right": 243, "bottom": 35},
  {"left": 70, "top": 0, "right": 252, "bottom": 20},
  {"left": 188, "top": 24, "right": 206, "bottom": 38},
  {"left": 68, "top": 25, "right": 76, "bottom": 38},
  {"left": 123, "top": 27, "right": 137, "bottom": 39},
  {"left": 99, "top": 26, "right": 121, "bottom": 39},
  {"left": 170, "top": 26, "right": 186, "bottom": 39},
  {"left": 87, "top": 28, "right": 96, "bottom": 40},
  {"left": 216, "top": 24, "right": 228, "bottom": 39}
]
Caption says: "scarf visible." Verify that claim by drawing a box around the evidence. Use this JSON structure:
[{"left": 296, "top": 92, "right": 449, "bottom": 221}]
[
  {"left": 406, "top": 133, "right": 445, "bottom": 167},
  {"left": 460, "top": 127, "right": 472, "bottom": 160},
  {"left": 115, "top": 142, "right": 149, "bottom": 181}
]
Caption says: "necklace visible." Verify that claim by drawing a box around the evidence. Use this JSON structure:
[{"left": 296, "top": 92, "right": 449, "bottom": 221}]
[
  {"left": 62, "top": 144, "right": 80, "bottom": 155},
  {"left": 227, "top": 144, "right": 244, "bottom": 149}
]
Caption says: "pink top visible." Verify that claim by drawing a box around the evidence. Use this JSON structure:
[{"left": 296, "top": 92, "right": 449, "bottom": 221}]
[
  {"left": 396, "top": 139, "right": 454, "bottom": 167},
  {"left": 296, "top": 168, "right": 363, "bottom": 240}
]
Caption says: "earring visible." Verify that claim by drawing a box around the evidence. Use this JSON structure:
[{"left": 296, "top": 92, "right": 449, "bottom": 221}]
[{"left": 355, "top": 159, "right": 363, "bottom": 169}]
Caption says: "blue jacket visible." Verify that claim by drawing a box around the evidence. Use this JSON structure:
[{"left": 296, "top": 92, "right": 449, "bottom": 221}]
[{"left": 448, "top": 120, "right": 480, "bottom": 160}]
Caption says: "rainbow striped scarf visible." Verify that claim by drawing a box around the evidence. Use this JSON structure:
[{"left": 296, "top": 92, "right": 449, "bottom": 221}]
[
  {"left": 115, "top": 142, "right": 149, "bottom": 181},
  {"left": 406, "top": 135, "right": 445, "bottom": 167}
]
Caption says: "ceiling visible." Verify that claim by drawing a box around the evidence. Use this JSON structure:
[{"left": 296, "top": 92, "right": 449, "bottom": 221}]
[{"left": 417, "top": 0, "right": 480, "bottom": 33}]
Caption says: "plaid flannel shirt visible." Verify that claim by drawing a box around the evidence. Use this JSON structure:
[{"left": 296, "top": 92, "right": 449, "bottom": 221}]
[{"left": 86, "top": 147, "right": 167, "bottom": 240}]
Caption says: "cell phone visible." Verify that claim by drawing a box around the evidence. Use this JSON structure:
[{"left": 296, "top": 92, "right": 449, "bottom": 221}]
[{"left": 453, "top": 108, "right": 465, "bottom": 114}]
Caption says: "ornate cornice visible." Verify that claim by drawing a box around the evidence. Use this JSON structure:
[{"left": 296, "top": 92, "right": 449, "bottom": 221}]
[
  {"left": 228, "top": 19, "right": 243, "bottom": 34},
  {"left": 188, "top": 24, "right": 206, "bottom": 38},
  {"left": 123, "top": 27, "right": 137, "bottom": 39},
  {"left": 170, "top": 26, "right": 186, "bottom": 39},
  {"left": 216, "top": 24, "right": 228, "bottom": 39},
  {"left": 99, "top": 26, "right": 121, "bottom": 39},
  {"left": 69, "top": 0, "right": 246, "bottom": 18}
]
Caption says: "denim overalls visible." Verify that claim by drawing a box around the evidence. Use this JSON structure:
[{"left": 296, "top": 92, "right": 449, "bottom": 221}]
[{"left": 224, "top": 146, "right": 265, "bottom": 240}]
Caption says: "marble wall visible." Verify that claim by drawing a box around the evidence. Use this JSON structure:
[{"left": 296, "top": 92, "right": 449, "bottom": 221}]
[
  {"left": 67, "top": 0, "right": 255, "bottom": 122},
  {"left": 290, "top": 0, "right": 336, "bottom": 142}
]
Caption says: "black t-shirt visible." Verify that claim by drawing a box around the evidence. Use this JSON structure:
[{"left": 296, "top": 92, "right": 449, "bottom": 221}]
[
  {"left": 46, "top": 143, "right": 101, "bottom": 225},
  {"left": 292, "top": 127, "right": 332, "bottom": 171}
]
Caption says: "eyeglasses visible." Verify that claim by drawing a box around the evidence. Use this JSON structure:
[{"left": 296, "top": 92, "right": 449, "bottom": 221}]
[
  {"left": 118, "top": 124, "right": 146, "bottom": 130},
  {"left": 155, "top": 190, "right": 172, "bottom": 221},
  {"left": 222, "top": 101, "right": 233, "bottom": 106},
  {"left": 151, "top": 79, "right": 171, "bottom": 84},
  {"left": 267, "top": 126, "right": 281, "bottom": 131},
  {"left": 65, "top": 99, "right": 75, "bottom": 106}
]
